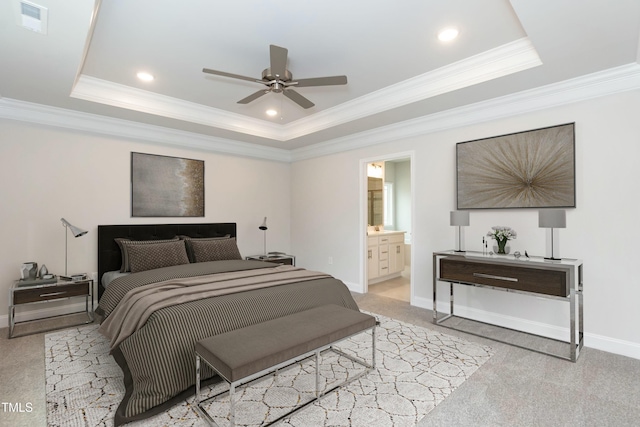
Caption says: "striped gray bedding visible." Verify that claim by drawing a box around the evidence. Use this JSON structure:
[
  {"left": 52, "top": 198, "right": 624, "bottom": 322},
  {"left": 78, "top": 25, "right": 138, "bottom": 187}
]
[{"left": 96, "top": 259, "right": 360, "bottom": 426}]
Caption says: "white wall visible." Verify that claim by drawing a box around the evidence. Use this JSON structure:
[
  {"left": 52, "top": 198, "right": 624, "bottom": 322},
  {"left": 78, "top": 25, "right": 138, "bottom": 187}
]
[
  {"left": 291, "top": 89, "right": 640, "bottom": 359},
  {"left": 3, "top": 89, "right": 639, "bottom": 359},
  {"left": 0, "top": 120, "right": 291, "bottom": 319}
]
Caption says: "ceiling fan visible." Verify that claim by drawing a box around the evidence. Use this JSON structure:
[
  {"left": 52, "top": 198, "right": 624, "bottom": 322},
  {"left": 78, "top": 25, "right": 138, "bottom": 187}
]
[{"left": 202, "top": 44, "right": 347, "bottom": 109}]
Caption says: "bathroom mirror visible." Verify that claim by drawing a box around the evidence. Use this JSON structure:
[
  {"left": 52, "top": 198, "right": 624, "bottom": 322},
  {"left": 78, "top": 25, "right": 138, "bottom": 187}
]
[{"left": 368, "top": 177, "right": 383, "bottom": 226}]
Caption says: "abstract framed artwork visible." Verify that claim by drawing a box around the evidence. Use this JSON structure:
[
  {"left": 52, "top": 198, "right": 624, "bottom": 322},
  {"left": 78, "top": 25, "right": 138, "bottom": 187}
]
[
  {"left": 456, "top": 123, "right": 575, "bottom": 209},
  {"left": 131, "top": 152, "right": 204, "bottom": 217}
]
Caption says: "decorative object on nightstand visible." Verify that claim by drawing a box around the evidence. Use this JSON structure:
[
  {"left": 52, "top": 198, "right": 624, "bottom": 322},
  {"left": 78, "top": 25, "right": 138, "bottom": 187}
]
[
  {"left": 258, "top": 217, "right": 268, "bottom": 257},
  {"left": 60, "top": 218, "right": 87, "bottom": 279},
  {"left": 539, "top": 209, "right": 566, "bottom": 260},
  {"left": 20, "top": 262, "right": 38, "bottom": 280},
  {"left": 487, "top": 226, "right": 517, "bottom": 255},
  {"left": 450, "top": 211, "right": 469, "bottom": 252}
]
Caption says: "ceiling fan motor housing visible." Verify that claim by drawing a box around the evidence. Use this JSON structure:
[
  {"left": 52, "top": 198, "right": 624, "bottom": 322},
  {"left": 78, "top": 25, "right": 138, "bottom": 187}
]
[{"left": 262, "top": 68, "right": 292, "bottom": 93}]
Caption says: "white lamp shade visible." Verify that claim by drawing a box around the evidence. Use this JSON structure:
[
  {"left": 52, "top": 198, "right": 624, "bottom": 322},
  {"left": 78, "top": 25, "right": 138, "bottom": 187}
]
[
  {"left": 538, "top": 209, "right": 566, "bottom": 228},
  {"left": 259, "top": 217, "right": 268, "bottom": 230},
  {"left": 61, "top": 218, "right": 88, "bottom": 237},
  {"left": 450, "top": 211, "right": 470, "bottom": 226}
]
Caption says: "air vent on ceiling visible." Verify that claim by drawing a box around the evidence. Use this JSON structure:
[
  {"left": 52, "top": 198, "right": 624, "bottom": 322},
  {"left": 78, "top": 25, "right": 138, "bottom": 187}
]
[{"left": 15, "top": 0, "right": 48, "bottom": 34}]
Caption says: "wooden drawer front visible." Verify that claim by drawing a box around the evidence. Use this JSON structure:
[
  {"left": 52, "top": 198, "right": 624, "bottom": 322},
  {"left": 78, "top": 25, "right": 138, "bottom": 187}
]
[
  {"left": 439, "top": 258, "right": 567, "bottom": 297},
  {"left": 263, "top": 257, "right": 293, "bottom": 266},
  {"left": 14, "top": 282, "right": 89, "bottom": 304}
]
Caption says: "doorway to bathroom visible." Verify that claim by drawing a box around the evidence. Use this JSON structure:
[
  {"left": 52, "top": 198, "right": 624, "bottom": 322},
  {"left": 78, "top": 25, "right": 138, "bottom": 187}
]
[{"left": 360, "top": 152, "right": 414, "bottom": 303}]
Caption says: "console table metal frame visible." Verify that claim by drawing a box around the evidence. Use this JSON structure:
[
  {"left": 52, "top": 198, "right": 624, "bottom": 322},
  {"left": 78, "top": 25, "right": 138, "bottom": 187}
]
[{"left": 432, "top": 250, "right": 583, "bottom": 362}]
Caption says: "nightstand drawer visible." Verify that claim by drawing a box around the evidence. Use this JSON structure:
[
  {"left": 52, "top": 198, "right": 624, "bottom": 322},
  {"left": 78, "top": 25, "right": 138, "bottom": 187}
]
[
  {"left": 13, "top": 281, "right": 90, "bottom": 304},
  {"left": 262, "top": 257, "right": 294, "bottom": 266},
  {"left": 245, "top": 254, "right": 296, "bottom": 266},
  {"left": 439, "top": 257, "right": 567, "bottom": 297}
]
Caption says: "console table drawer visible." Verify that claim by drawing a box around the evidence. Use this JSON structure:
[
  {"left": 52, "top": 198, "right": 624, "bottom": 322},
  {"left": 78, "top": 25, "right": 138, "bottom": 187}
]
[{"left": 439, "top": 258, "right": 567, "bottom": 297}]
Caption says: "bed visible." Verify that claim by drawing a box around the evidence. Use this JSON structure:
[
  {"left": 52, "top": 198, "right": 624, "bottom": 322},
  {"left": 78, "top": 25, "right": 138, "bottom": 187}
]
[{"left": 96, "top": 223, "right": 361, "bottom": 426}]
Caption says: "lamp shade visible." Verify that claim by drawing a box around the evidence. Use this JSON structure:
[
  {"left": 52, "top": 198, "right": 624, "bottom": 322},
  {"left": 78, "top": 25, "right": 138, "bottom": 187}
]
[
  {"left": 259, "top": 217, "right": 268, "bottom": 230},
  {"left": 538, "top": 210, "right": 566, "bottom": 229},
  {"left": 61, "top": 218, "right": 88, "bottom": 237},
  {"left": 450, "top": 211, "right": 470, "bottom": 227}
]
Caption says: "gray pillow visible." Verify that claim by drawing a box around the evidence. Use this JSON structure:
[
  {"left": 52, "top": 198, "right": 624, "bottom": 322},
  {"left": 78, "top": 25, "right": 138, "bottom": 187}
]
[
  {"left": 189, "top": 238, "right": 242, "bottom": 263},
  {"left": 127, "top": 240, "right": 190, "bottom": 273},
  {"left": 180, "top": 235, "right": 231, "bottom": 263},
  {"left": 115, "top": 237, "right": 180, "bottom": 272}
]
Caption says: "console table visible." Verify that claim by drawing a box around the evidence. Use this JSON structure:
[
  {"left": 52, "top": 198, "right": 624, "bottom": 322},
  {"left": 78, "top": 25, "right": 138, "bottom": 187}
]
[{"left": 432, "top": 250, "right": 583, "bottom": 362}]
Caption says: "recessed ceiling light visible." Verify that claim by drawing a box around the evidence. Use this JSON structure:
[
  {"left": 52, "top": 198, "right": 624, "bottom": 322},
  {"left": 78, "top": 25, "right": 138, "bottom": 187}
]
[
  {"left": 266, "top": 109, "right": 278, "bottom": 117},
  {"left": 438, "top": 27, "right": 459, "bottom": 42},
  {"left": 136, "top": 72, "right": 154, "bottom": 82}
]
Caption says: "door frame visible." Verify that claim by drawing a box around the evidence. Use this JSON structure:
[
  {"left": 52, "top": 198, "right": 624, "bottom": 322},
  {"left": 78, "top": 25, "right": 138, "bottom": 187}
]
[{"left": 359, "top": 151, "right": 415, "bottom": 303}]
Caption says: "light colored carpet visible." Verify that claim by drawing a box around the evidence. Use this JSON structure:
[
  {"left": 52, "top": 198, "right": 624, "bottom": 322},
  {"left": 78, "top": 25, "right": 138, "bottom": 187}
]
[{"left": 45, "top": 313, "right": 492, "bottom": 426}]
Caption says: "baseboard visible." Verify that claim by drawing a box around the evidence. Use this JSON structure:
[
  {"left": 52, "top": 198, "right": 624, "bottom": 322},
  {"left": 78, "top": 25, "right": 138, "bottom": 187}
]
[
  {"left": 367, "top": 272, "right": 401, "bottom": 285},
  {"left": 583, "top": 332, "right": 640, "bottom": 360},
  {"left": 1, "top": 300, "right": 92, "bottom": 329},
  {"left": 411, "top": 296, "right": 640, "bottom": 360},
  {"left": 343, "top": 281, "right": 364, "bottom": 293}
]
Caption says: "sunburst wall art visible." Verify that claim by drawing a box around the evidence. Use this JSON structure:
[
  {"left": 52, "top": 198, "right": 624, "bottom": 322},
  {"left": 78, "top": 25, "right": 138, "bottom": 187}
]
[{"left": 456, "top": 123, "right": 575, "bottom": 209}]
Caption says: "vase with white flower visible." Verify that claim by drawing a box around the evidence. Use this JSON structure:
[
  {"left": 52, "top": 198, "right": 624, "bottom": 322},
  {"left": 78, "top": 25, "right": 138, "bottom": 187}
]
[{"left": 487, "top": 226, "right": 517, "bottom": 254}]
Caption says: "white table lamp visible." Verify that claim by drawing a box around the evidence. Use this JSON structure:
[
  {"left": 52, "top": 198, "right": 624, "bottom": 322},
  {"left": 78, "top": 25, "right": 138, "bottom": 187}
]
[
  {"left": 538, "top": 209, "right": 566, "bottom": 260},
  {"left": 61, "top": 218, "right": 88, "bottom": 277},
  {"left": 450, "top": 211, "right": 470, "bottom": 252}
]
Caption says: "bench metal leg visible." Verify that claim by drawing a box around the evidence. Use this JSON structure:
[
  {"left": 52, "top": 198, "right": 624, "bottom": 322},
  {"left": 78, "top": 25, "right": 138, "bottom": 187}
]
[
  {"left": 196, "top": 355, "right": 201, "bottom": 401},
  {"left": 372, "top": 326, "right": 376, "bottom": 368},
  {"left": 315, "top": 350, "right": 320, "bottom": 398},
  {"left": 229, "top": 382, "right": 235, "bottom": 427}
]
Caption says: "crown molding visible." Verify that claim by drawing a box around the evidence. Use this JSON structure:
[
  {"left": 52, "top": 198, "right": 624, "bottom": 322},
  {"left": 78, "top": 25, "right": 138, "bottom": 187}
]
[
  {"left": 282, "top": 37, "right": 541, "bottom": 140},
  {"left": 0, "top": 98, "right": 292, "bottom": 162},
  {"left": 71, "top": 75, "right": 287, "bottom": 140},
  {"left": 3, "top": 63, "right": 639, "bottom": 164},
  {"left": 291, "top": 63, "right": 640, "bottom": 161},
  {"left": 68, "top": 38, "right": 540, "bottom": 142}
]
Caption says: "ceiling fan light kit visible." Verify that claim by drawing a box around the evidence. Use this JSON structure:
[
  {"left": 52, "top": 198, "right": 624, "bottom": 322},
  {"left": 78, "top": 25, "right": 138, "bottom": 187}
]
[{"left": 203, "top": 44, "right": 347, "bottom": 109}]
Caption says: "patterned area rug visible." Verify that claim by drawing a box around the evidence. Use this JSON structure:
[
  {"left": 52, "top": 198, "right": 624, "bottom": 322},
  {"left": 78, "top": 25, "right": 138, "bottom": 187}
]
[{"left": 46, "top": 313, "right": 492, "bottom": 426}]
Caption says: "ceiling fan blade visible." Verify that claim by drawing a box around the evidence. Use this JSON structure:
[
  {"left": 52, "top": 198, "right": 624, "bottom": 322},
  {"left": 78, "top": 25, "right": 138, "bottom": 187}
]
[
  {"left": 270, "top": 45, "right": 288, "bottom": 79},
  {"left": 203, "top": 68, "right": 262, "bottom": 84},
  {"left": 237, "top": 90, "right": 269, "bottom": 104},
  {"left": 283, "top": 89, "right": 314, "bottom": 109},
  {"left": 293, "top": 75, "right": 348, "bottom": 87}
]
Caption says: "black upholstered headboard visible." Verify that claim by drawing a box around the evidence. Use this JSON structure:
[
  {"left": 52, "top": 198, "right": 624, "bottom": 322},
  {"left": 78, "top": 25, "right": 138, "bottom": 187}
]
[{"left": 97, "top": 223, "right": 237, "bottom": 298}]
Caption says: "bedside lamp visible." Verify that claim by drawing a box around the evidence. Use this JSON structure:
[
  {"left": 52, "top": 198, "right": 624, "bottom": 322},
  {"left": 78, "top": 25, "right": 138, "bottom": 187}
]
[
  {"left": 61, "top": 218, "right": 87, "bottom": 277},
  {"left": 450, "top": 211, "right": 470, "bottom": 252},
  {"left": 259, "top": 217, "right": 268, "bottom": 257},
  {"left": 538, "top": 209, "right": 566, "bottom": 260}
]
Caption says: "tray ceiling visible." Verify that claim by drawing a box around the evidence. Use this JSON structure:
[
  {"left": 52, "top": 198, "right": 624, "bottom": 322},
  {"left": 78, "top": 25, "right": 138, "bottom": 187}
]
[{"left": 1, "top": 0, "right": 639, "bottom": 151}]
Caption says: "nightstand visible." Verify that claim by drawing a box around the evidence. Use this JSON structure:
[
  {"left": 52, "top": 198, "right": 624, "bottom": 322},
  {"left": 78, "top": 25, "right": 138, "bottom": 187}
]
[
  {"left": 246, "top": 253, "right": 296, "bottom": 266},
  {"left": 8, "top": 277, "right": 94, "bottom": 338}
]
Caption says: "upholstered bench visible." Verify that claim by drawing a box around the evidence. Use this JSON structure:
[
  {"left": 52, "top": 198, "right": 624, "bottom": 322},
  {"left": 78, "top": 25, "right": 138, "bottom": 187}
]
[{"left": 194, "top": 304, "right": 377, "bottom": 427}]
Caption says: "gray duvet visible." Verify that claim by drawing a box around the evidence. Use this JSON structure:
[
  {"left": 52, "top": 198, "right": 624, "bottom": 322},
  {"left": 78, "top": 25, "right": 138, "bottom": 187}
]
[{"left": 95, "top": 259, "right": 360, "bottom": 426}]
